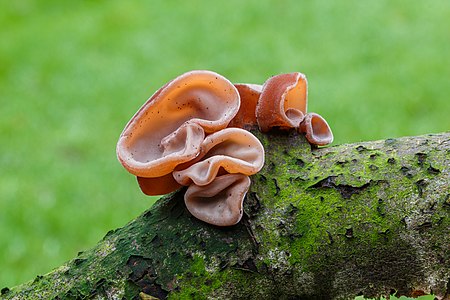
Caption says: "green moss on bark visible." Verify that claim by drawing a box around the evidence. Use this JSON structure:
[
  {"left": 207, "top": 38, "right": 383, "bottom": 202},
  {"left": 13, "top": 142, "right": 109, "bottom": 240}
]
[{"left": 3, "top": 131, "right": 449, "bottom": 300}]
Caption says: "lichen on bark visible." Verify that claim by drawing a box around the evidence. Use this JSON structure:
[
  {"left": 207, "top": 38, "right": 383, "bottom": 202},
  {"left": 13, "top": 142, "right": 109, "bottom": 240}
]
[{"left": 3, "top": 130, "right": 449, "bottom": 300}]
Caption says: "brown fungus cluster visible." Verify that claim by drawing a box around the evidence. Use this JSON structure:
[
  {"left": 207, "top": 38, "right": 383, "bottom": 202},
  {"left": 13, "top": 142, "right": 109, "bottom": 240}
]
[{"left": 117, "top": 70, "right": 333, "bottom": 226}]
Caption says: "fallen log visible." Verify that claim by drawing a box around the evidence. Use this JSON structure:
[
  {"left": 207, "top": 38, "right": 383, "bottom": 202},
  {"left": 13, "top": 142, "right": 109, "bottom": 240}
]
[{"left": 3, "top": 130, "right": 449, "bottom": 300}]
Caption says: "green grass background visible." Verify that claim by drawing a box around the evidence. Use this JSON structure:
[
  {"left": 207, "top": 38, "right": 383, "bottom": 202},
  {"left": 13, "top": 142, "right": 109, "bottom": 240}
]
[{"left": 1, "top": 0, "right": 449, "bottom": 296}]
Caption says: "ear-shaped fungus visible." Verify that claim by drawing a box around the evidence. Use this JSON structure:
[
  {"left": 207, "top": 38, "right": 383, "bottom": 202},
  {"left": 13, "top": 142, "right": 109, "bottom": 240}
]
[
  {"left": 184, "top": 174, "right": 251, "bottom": 226},
  {"left": 173, "top": 128, "right": 265, "bottom": 186},
  {"left": 256, "top": 72, "right": 308, "bottom": 132},
  {"left": 228, "top": 84, "right": 262, "bottom": 128},
  {"left": 299, "top": 112, "right": 334, "bottom": 146},
  {"left": 117, "top": 70, "right": 240, "bottom": 181}
]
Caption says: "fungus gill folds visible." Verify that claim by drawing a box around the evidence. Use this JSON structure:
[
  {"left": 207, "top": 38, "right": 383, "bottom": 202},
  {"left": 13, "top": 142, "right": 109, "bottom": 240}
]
[{"left": 117, "top": 70, "right": 333, "bottom": 226}]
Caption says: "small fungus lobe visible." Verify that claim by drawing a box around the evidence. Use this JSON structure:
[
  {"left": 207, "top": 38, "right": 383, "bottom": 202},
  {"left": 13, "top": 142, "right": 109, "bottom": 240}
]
[{"left": 299, "top": 112, "right": 334, "bottom": 146}]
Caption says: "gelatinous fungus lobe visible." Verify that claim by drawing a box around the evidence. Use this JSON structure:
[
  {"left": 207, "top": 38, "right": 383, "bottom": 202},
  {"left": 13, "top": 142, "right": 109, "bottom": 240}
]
[
  {"left": 255, "top": 72, "right": 333, "bottom": 146},
  {"left": 116, "top": 70, "right": 240, "bottom": 195},
  {"left": 174, "top": 128, "right": 265, "bottom": 226},
  {"left": 173, "top": 128, "right": 265, "bottom": 186},
  {"left": 117, "top": 70, "right": 334, "bottom": 226},
  {"left": 184, "top": 174, "right": 251, "bottom": 226},
  {"left": 256, "top": 72, "right": 308, "bottom": 132},
  {"left": 228, "top": 84, "right": 262, "bottom": 128},
  {"left": 299, "top": 112, "right": 334, "bottom": 146}
]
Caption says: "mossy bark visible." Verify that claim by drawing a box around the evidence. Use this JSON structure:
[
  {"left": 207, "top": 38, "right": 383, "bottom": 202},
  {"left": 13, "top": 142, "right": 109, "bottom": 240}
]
[{"left": 3, "top": 131, "right": 450, "bottom": 300}]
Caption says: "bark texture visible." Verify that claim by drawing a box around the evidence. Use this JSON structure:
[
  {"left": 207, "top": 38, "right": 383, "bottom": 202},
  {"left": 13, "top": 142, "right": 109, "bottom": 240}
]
[{"left": 3, "top": 130, "right": 450, "bottom": 300}]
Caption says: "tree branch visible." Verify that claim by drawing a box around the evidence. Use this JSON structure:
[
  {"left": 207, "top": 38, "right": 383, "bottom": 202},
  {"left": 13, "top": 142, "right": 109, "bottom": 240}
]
[{"left": 3, "top": 130, "right": 450, "bottom": 300}]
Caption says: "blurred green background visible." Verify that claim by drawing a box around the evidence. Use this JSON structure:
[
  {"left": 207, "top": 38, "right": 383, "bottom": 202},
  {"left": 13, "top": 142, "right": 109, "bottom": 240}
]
[{"left": 1, "top": 0, "right": 449, "bottom": 294}]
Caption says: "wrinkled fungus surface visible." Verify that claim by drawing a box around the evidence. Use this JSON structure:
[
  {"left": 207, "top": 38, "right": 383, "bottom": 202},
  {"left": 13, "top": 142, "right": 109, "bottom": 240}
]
[
  {"left": 173, "top": 128, "right": 264, "bottom": 186},
  {"left": 117, "top": 70, "right": 333, "bottom": 226},
  {"left": 184, "top": 174, "right": 251, "bottom": 226}
]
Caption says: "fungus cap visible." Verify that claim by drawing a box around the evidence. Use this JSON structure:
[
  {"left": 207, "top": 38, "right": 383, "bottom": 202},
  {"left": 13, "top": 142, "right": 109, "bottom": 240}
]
[
  {"left": 256, "top": 72, "right": 307, "bottom": 132},
  {"left": 117, "top": 70, "right": 240, "bottom": 178}
]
